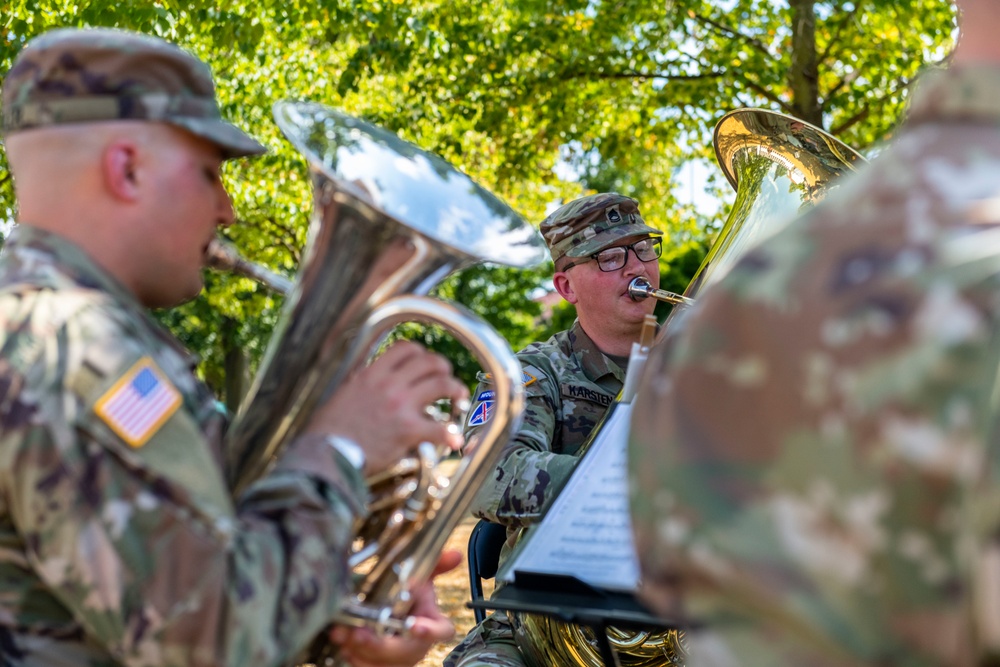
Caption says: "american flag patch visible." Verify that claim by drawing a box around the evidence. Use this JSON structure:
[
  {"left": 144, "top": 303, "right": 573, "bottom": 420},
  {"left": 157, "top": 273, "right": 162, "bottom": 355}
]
[
  {"left": 95, "top": 358, "right": 182, "bottom": 448},
  {"left": 480, "top": 372, "right": 536, "bottom": 387}
]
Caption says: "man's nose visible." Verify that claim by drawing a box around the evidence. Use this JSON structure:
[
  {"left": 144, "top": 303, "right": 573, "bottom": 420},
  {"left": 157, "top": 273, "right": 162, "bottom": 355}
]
[
  {"left": 621, "top": 247, "right": 646, "bottom": 276},
  {"left": 217, "top": 187, "right": 236, "bottom": 227}
]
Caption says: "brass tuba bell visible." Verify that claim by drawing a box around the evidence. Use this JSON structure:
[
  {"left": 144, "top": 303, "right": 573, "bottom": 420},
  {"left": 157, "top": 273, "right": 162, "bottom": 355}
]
[
  {"left": 209, "top": 101, "right": 546, "bottom": 662},
  {"left": 509, "top": 108, "right": 867, "bottom": 667}
]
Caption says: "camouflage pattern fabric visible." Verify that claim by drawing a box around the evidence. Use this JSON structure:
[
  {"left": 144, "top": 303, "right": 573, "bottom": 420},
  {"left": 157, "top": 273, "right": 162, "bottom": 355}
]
[
  {"left": 629, "top": 64, "right": 1000, "bottom": 667},
  {"left": 446, "top": 319, "right": 626, "bottom": 666},
  {"left": 444, "top": 612, "right": 525, "bottom": 667},
  {"left": 539, "top": 192, "right": 662, "bottom": 263},
  {"left": 0, "top": 226, "right": 368, "bottom": 666},
  {"left": 1, "top": 28, "right": 264, "bottom": 158}
]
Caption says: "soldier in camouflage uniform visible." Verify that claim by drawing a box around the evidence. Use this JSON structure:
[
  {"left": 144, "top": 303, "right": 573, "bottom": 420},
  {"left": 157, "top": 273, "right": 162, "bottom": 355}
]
[
  {"left": 0, "top": 28, "right": 467, "bottom": 667},
  {"left": 445, "top": 193, "right": 664, "bottom": 666},
  {"left": 629, "top": 1, "right": 1000, "bottom": 665}
]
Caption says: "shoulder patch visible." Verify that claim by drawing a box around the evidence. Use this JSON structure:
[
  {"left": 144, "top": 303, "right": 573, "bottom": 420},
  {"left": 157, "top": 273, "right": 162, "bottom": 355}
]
[
  {"left": 95, "top": 357, "right": 182, "bottom": 448},
  {"left": 467, "top": 400, "right": 493, "bottom": 426},
  {"left": 477, "top": 371, "right": 537, "bottom": 387}
]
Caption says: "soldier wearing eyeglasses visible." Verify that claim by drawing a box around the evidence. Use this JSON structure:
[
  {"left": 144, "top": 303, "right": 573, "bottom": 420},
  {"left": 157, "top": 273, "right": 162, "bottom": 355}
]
[{"left": 444, "top": 193, "right": 663, "bottom": 667}]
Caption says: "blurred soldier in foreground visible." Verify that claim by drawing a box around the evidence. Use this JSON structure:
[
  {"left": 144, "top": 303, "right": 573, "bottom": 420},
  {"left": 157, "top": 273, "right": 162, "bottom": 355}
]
[
  {"left": 445, "top": 193, "right": 663, "bottom": 666},
  {"left": 630, "top": 1, "right": 1000, "bottom": 665},
  {"left": 0, "top": 28, "right": 467, "bottom": 667}
]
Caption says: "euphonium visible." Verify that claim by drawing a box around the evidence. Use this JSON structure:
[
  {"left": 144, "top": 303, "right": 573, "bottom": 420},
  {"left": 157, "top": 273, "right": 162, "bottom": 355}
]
[
  {"left": 626, "top": 108, "right": 867, "bottom": 312},
  {"left": 209, "top": 101, "right": 546, "bottom": 661},
  {"left": 509, "top": 108, "right": 867, "bottom": 667}
]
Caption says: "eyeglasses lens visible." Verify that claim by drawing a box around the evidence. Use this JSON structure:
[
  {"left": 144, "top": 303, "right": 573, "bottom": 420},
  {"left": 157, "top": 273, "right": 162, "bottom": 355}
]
[
  {"left": 595, "top": 238, "right": 662, "bottom": 271},
  {"left": 634, "top": 238, "right": 661, "bottom": 261}
]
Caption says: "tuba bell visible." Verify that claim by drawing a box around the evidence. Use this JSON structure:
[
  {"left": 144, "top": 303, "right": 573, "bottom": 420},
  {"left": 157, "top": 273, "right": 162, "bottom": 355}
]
[
  {"left": 209, "top": 101, "right": 546, "bottom": 662},
  {"left": 509, "top": 108, "right": 867, "bottom": 667}
]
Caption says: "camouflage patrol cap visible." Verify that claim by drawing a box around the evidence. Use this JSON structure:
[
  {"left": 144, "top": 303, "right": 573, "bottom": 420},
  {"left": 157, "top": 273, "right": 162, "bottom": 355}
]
[
  {"left": 540, "top": 193, "right": 663, "bottom": 264},
  {"left": 1, "top": 28, "right": 265, "bottom": 159}
]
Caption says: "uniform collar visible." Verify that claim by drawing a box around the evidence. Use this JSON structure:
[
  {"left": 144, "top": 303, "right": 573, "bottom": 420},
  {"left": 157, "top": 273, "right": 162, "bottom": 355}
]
[
  {"left": 907, "top": 64, "right": 1000, "bottom": 126},
  {"left": 568, "top": 319, "right": 627, "bottom": 384},
  {"left": 5, "top": 225, "right": 143, "bottom": 306},
  {"left": 3, "top": 225, "right": 199, "bottom": 363}
]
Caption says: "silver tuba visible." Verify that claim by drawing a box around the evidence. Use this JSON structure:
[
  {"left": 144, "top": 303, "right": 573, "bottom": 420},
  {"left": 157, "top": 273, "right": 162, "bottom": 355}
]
[
  {"left": 509, "top": 108, "right": 867, "bottom": 667},
  {"left": 209, "top": 101, "right": 546, "bottom": 660}
]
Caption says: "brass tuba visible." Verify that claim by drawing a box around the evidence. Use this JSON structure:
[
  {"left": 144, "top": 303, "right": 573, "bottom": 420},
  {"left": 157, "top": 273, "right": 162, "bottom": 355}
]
[
  {"left": 509, "top": 108, "right": 867, "bottom": 667},
  {"left": 208, "top": 101, "right": 546, "bottom": 660}
]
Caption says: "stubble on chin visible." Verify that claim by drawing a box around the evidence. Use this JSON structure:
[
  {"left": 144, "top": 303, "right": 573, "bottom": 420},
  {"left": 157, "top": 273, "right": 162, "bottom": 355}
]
[{"left": 152, "top": 274, "right": 204, "bottom": 309}]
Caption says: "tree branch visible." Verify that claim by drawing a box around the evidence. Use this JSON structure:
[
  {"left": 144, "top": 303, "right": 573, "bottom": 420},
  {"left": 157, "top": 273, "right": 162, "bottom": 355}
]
[
  {"left": 739, "top": 75, "right": 793, "bottom": 114},
  {"left": 815, "top": 1, "right": 864, "bottom": 109},
  {"left": 560, "top": 68, "right": 728, "bottom": 83},
  {"left": 818, "top": 1, "right": 863, "bottom": 64},
  {"left": 261, "top": 216, "right": 302, "bottom": 264},
  {"left": 836, "top": 47, "right": 954, "bottom": 137},
  {"left": 691, "top": 12, "right": 772, "bottom": 59},
  {"left": 555, "top": 61, "right": 790, "bottom": 115},
  {"left": 820, "top": 69, "right": 859, "bottom": 111},
  {"left": 829, "top": 73, "right": 915, "bottom": 135},
  {"left": 830, "top": 105, "right": 871, "bottom": 136},
  {"left": 824, "top": 49, "right": 950, "bottom": 119},
  {"left": 234, "top": 215, "right": 301, "bottom": 265}
]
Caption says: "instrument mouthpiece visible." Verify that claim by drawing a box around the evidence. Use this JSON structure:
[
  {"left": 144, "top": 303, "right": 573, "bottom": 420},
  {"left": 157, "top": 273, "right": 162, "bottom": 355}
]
[
  {"left": 627, "top": 277, "right": 695, "bottom": 306},
  {"left": 204, "top": 238, "right": 294, "bottom": 295},
  {"left": 628, "top": 277, "right": 654, "bottom": 301}
]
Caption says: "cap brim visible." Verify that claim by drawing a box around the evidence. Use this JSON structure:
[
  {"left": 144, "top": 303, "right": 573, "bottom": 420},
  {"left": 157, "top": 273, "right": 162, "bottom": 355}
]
[
  {"left": 564, "top": 223, "right": 664, "bottom": 258},
  {"left": 174, "top": 117, "right": 267, "bottom": 159}
]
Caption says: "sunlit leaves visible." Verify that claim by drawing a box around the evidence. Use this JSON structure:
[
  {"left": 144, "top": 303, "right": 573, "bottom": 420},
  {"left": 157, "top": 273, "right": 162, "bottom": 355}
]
[{"left": 0, "top": 0, "right": 957, "bottom": 399}]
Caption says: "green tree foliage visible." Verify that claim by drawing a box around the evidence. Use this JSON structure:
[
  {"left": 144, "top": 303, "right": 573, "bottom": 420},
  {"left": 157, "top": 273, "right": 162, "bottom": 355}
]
[{"left": 0, "top": 0, "right": 957, "bottom": 398}]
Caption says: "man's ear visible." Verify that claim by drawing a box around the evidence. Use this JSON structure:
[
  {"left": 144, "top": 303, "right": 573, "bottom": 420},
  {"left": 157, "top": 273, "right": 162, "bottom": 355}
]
[
  {"left": 101, "top": 140, "right": 141, "bottom": 202},
  {"left": 553, "top": 270, "right": 579, "bottom": 305}
]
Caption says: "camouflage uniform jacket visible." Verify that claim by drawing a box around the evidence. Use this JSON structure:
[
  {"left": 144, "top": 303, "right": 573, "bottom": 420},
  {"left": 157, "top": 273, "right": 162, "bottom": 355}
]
[
  {"left": 468, "top": 319, "right": 626, "bottom": 580},
  {"left": 629, "top": 65, "right": 1000, "bottom": 666},
  {"left": 0, "top": 226, "right": 368, "bottom": 667}
]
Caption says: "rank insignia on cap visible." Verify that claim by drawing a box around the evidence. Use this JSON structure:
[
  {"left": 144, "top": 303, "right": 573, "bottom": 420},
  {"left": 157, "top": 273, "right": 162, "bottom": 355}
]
[
  {"left": 468, "top": 400, "right": 493, "bottom": 426},
  {"left": 95, "top": 357, "right": 182, "bottom": 448}
]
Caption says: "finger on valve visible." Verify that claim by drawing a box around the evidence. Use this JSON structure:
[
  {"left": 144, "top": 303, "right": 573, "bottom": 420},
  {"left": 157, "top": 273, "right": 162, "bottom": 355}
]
[{"left": 327, "top": 588, "right": 455, "bottom": 666}]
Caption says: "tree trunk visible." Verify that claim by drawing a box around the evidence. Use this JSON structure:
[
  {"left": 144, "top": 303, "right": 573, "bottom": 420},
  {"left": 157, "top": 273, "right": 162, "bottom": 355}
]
[
  {"left": 222, "top": 316, "right": 250, "bottom": 416},
  {"left": 788, "top": 0, "right": 822, "bottom": 127}
]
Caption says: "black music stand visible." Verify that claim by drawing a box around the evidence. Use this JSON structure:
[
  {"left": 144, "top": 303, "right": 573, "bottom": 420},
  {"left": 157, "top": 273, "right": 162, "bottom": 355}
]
[
  {"left": 465, "top": 352, "right": 678, "bottom": 666},
  {"left": 468, "top": 571, "right": 677, "bottom": 667}
]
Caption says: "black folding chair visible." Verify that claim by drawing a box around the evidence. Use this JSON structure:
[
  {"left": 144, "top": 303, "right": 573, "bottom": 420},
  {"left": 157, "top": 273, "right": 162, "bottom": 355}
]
[{"left": 466, "top": 519, "right": 508, "bottom": 624}]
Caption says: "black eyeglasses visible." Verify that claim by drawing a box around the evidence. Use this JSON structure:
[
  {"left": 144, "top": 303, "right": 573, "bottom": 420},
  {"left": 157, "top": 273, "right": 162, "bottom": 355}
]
[{"left": 562, "top": 237, "right": 662, "bottom": 272}]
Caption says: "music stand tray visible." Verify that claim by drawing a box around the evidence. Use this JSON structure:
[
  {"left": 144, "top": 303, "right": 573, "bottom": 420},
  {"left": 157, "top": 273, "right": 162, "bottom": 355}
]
[{"left": 469, "top": 571, "right": 677, "bottom": 667}]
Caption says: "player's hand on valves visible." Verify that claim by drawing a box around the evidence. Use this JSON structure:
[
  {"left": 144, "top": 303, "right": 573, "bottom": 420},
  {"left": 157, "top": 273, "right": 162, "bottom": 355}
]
[
  {"left": 306, "top": 341, "right": 469, "bottom": 475},
  {"left": 328, "top": 549, "right": 461, "bottom": 667}
]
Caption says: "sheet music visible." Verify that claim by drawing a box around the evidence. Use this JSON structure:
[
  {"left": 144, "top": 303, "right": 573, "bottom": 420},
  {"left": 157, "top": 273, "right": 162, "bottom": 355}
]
[{"left": 500, "top": 403, "right": 640, "bottom": 591}]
